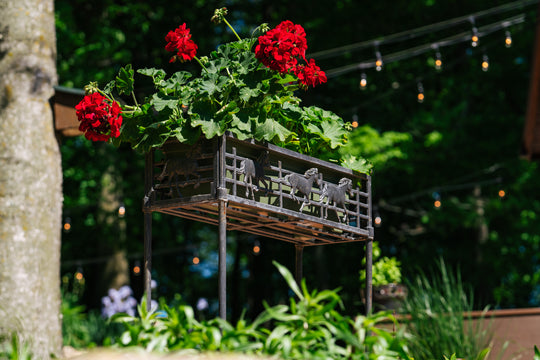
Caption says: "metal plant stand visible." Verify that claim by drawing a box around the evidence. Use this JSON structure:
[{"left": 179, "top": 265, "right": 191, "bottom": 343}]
[{"left": 143, "top": 134, "right": 374, "bottom": 318}]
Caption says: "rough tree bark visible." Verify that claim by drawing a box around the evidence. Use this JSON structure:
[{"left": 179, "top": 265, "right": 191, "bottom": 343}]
[{"left": 0, "top": 0, "right": 62, "bottom": 358}]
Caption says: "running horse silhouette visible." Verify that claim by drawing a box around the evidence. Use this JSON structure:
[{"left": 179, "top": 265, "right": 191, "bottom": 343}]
[
  {"left": 157, "top": 145, "right": 201, "bottom": 197},
  {"left": 283, "top": 168, "right": 319, "bottom": 212},
  {"left": 319, "top": 177, "right": 353, "bottom": 223}
]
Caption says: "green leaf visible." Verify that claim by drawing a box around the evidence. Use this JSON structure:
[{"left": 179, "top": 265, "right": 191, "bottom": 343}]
[
  {"left": 151, "top": 93, "right": 179, "bottom": 112},
  {"left": 116, "top": 64, "right": 134, "bottom": 95},
  {"left": 340, "top": 154, "right": 373, "bottom": 175},
  {"left": 239, "top": 86, "right": 260, "bottom": 103},
  {"left": 137, "top": 68, "right": 166, "bottom": 83},
  {"left": 535, "top": 345, "right": 540, "bottom": 360},
  {"left": 273, "top": 261, "right": 303, "bottom": 300},
  {"left": 254, "top": 117, "right": 293, "bottom": 143},
  {"left": 172, "top": 124, "right": 201, "bottom": 144}
]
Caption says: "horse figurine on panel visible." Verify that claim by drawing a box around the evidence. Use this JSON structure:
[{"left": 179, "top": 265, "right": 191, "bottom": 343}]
[
  {"left": 157, "top": 145, "right": 201, "bottom": 197},
  {"left": 238, "top": 151, "right": 270, "bottom": 200},
  {"left": 283, "top": 167, "right": 319, "bottom": 212},
  {"left": 319, "top": 177, "right": 353, "bottom": 223}
]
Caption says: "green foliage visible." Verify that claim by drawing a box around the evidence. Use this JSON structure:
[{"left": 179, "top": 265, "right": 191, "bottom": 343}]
[
  {"left": 0, "top": 334, "right": 33, "bottom": 360},
  {"left": 61, "top": 276, "right": 123, "bottom": 348},
  {"left": 402, "top": 259, "right": 492, "bottom": 360},
  {"left": 110, "top": 262, "right": 410, "bottom": 359},
  {"left": 85, "top": 14, "right": 366, "bottom": 173},
  {"left": 341, "top": 125, "right": 411, "bottom": 170},
  {"left": 359, "top": 241, "right": 402, "bottom": 287}
]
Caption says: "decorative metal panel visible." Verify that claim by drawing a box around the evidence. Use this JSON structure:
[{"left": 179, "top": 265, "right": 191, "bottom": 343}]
[{"left": 144, "top": 134, "right": 373, "bottom": 246}]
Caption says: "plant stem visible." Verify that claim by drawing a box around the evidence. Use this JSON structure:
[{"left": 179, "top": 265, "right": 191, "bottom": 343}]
[
  {"left": 223, "top": 18, "right": 242, "bottom": 42},
  {"left": 194, "top": 56, "right": 207, "bottom": 71},
  {"left": 131, "top": 91, "right": 139, "bottom": 108}
]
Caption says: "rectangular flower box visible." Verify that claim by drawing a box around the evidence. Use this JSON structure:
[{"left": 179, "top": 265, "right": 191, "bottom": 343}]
[{"left": 143, "top": 134, "right": 374, "bottom": 245}]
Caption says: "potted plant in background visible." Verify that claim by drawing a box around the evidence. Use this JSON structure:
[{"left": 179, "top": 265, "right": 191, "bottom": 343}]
[{"left": 360, "top": 241, "right": 407, "bottom": 310}]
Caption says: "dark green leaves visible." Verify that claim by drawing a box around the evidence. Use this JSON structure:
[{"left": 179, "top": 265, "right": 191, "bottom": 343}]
[
  {"left": 116, "top": 64, "right": 134, "bottom": 95},
  {"left": 90, "top": 39, "right": 368, "bottom": 173}
]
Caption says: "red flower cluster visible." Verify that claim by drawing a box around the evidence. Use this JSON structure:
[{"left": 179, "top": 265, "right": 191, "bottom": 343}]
[
  {"left": 75, "top": 93, "right": 123, "bottom": 142},
  {"left": 165, "top": 23, "right": 198, "bottom": 63},
  {"left": 255, "top": 20, "right": 326, "bottom": 88},
  {"left": 293, "top": 59, "right": 327, "bottom": 88}
]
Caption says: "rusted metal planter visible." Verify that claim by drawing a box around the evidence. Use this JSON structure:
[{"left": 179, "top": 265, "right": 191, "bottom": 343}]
[{"left": 143, "top": 134, "right": 374, "bottom": 318}]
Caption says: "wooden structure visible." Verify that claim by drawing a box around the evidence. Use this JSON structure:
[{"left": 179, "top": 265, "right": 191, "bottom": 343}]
[
  {"left": 523, "top": 1, "right": 540, "bottom": 159},
  {"left": 143, "top": 135, "right": 374, "bottom": 318},
  {"left": 52, "top": 85, "right": 84, "bottom": 137}
]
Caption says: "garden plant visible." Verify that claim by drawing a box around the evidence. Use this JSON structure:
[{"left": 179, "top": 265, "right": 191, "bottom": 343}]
[
  {"left": 401, "top": 259, "right": 492, "bottom": 360},
  {"left": 75, "top": 8, "right": 370, "bottom": 174}
]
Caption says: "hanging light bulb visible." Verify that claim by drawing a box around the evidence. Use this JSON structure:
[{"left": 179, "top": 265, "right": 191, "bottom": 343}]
[
  {"left": 75, "top": 267, "right": 84, "bottom": 281},
  {"left": 505, "top": 30, "right": 512, "bottom": 48},
  {"left": 471, "top": 27, "right": 479, "bottom": 47},
  {"left": 359, "top": 72, "right": 367, "bottom": 90},
  {"left": 435, "top": 50, "right": 443, "bottom": 70},
  {"left": 468, "top": 17, "right": 479, "bottom": 47},
  {"left": 417, "top": 81, "right": 425, "bottom": 103},
  {"left": 432, "top": 191, "right": 441, "bottom": 208},
  {"left": 118, "top": 204, "right": 126, "bottom": 217},
  {"left": 252, "top": 240, "right": 261, "bottom": 255},
  {"left": 375, "top": 48, "right": 383, "bottom": 71},
  {"left": 351, "top": 114, "right": 359, "bottom": 128},
  {"left": 192, "top": 256, "right": 200, "bottom": 265},
  {"left": 498, "top": 189, "right": 506, "bottom": 198},
  {"left": 133, "top": 260, "right": 141, "bottom": 275},
  {"left": 63, "top": 217, "right": 72, "bottom": 233},
  {"left": 482, "top": 54, "right": 489, "bottom": 72}
]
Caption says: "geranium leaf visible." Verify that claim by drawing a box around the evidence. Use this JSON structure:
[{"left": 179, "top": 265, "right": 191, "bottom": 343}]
[
  {"left": 137, "top": 68, "right": 166, "bottom": 84},
  {"left": 151, "top": 93, "right": 179, "bottom": 112},
  {"left": 255, "top": 117, "right": 293, "bottom": 142},
  {"left": 319, "top": 119, "right": 347, "bottom": 148},
  {"left": 116, "top": 64, "right": 134, "bottom": 95},
  {"left": 172, "top": 124, "right": 201, "bottom": 144},
  {"left": 191, "top": 118, "right": 226, "bottom": 138},
  {"left": 163, "top": 71, "right": 192, "bottom": 89}
]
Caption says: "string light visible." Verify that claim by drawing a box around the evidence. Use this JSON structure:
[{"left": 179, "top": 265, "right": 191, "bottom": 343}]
[
  {"left": 118, "top": 204, "right": 126, "bottom": 217},
  {"left": 375, "top": 43, "right": 383, "bottom": 71},
  {"left": 435, "top": 50, "right": 443, "bottom": 70},
  {"left": 482, "top": 54, "right": 490, "bottom": 71},
  {"left": 374, "top": 215, "right": 382, "bottom": 227},
  {"left": 133, "top": 260, "right": 141, "bottom": 275},
  {"left": 498, "top": 189, "right": 506, "bottom": 198},
  {"left": 432, "top": 191, "right": 442, "bottom": 208},
  {"left": 252, "top": 240, "right": 261, "bottom": 255},
  {"left": 470, "top": 17, "right": 479, "bottom": 47},
  {"left": 63, "top": 217, "right": 72, "bottom": 233},
  {"left": 505, "top": 30, "right": 512, "bottom": 47},
  {"left": 417, "top": 81, "right": 425, "bottom": 103},
  {"left": 360, "top": 72, "right": 367, "bottom": 90},
  {"left": 75, "top": 268, "right": 84, "bottom": 281},
  {"left": 192, "top": 256, "right": 200, "bottom": 265},
  {"left": 351, "top": 114, "right": 359, "bottom": 128}
]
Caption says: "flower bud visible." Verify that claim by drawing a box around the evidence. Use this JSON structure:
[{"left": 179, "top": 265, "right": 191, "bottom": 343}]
[
  {"left": 259, "top": 23, "right": 270, "bottom": 34},
  {"left": 211, "top": 7, "right": 228, "bottom": 24},
  {"left": 84, "top": 81, "right": 99, "bottom": 95}
]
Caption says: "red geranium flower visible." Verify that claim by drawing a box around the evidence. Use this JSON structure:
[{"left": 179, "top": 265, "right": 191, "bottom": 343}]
[
  {"left": 75, "top": 93, "right": 123, "bottom": 142},
  {"left": 255, "top": 20, "right": 307, "bottom": 73},
  {"left": 294, "top": 58, "right": 327, "bottom": 88},
  {"left": 165, "top": 23, "right": 198, "bottom": 62}
]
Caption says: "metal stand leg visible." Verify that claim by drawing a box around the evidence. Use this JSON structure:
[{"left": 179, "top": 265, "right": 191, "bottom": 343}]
[
  {"left": 144, "top": 212, "right": 152, "bottom": 311},
  {"left": 218, "top": 199, "right": 227, "bottom": 319},
  {"left": 295, "top": 245, "right": 303, "bottom": 286},
  {"left": 365, "top": 238, "right": 373, "bottom": 315}
]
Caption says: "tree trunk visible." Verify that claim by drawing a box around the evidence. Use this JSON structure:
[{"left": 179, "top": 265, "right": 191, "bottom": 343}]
[{"left": 0, "top": 0, "right": 62, "bottom": 358}]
